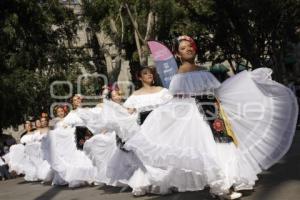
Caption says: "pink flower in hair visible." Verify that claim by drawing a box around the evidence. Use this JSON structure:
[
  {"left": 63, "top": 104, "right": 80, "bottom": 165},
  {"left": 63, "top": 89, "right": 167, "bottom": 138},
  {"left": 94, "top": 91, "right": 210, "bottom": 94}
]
[{"left": 177, "top": 35, "right": 198, "bottom": 53}]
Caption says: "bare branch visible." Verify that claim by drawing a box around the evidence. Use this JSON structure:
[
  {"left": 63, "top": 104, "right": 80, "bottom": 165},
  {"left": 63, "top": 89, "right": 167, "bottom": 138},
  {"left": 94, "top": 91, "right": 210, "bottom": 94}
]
[
  {"left": 144, "top": 11, "right": 155, "bottom": 41},
  {"left": 119, "top": 5, "right": 125, "bottom": 43},
  {"left": 134, "top": 29, "right": 142, "bottom": 64},
  {"left": 125, "top": 3, "right": 145, "bottom": 44},
  {"left": 110, "top": 18, "right": 118, "bottom": 36}
]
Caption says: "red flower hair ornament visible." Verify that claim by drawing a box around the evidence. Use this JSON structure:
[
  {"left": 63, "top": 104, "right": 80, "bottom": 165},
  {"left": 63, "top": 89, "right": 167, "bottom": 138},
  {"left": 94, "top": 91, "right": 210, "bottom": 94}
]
[{"left": 177, "top": 35, "right": 198, "bottom": 53}]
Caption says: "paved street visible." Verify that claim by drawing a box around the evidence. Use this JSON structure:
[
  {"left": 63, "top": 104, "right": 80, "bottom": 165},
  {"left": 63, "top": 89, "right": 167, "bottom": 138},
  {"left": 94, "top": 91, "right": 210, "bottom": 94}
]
[{"left": 1, "top": 130, "right": 300, "bottom": 200}]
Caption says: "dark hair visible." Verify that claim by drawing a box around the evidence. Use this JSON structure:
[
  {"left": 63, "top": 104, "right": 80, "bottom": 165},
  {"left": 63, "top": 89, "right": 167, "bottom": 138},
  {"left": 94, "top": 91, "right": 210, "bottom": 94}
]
[
  {"left": 173, "top": 39, "right": 181, "bottom": 54},
  {"left": 136, "top": 66, "right": 155, "bottom": 79},
  {"left": 172, "top": 38, "right": 183, "bottom": 66},
  {"left": 24, "top": 120, "right": 32, "bottom": 128},
  {"left": 106, "top": 89, "right": 116, "bottom": 100},
  {"left": 135, "top": 66, "right": 159, "bottom": 89},
  {"left": 172, "top": 35, "right": 198, "bottom": 66}
]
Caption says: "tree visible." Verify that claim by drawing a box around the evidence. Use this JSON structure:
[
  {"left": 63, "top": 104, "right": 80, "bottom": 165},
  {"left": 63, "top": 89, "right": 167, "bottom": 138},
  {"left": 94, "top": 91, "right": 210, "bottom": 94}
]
[
  {"left": 181, "top": 0, "right": 300, "bottom": 81},
  {"left": 82, "top": 0, "right": 186, "bottom": 86},
  {"left": 0, "top": 0, "right": 84, "bottom": 130}
]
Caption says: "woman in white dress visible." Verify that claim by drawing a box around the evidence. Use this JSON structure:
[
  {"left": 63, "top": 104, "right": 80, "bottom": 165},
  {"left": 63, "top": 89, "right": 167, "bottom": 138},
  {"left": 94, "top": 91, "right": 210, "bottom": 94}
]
[
  {"left": 126, "top": 40, "right": 231, "bottom": 198},
  {"left": 105, "top": 67, "right": 173, "bottom": 196},
  {"left": 43, "top": 105, "right": 68, "bottom": 185},
  {"left": 3, "top": 121, "right": 34, "bottom": 175},
  {"left": 22, "top": 117, "right": 50, "bottom": 181},
  {"left": 46, "top": 95, "right": 96, "bottom": 187},
  {"left": 125, "top": 36, "right": 298, "bottom": 199},
  {"left": 39, "top": 107, "right": 70, "bottom": 183},
  {"left": 82, "top": 88, "right": 130, "bottom": 187}
]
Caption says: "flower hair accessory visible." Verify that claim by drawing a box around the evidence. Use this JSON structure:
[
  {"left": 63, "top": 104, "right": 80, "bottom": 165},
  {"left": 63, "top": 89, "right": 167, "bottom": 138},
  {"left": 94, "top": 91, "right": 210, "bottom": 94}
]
[
  {"left": 109, "top": 84, "right": 119, "bottom": 92},
  {"left": 63, "top": 104, "right": 69, "bottom": 113},
  {"left": 54, "top": 105, "right": 68, "bottom": 114},
  {"left": 177, "top": 35, "right": 198, "bottom": 53},
  {"left": 103, "top": 84, "right": 119, "bottom": 92}
]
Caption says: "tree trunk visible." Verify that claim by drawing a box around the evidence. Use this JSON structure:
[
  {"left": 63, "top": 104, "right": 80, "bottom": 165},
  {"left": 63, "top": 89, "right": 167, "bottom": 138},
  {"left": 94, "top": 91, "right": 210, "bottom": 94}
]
[{"left": 134, "top": 28, "right": 143, "bottom": 65}]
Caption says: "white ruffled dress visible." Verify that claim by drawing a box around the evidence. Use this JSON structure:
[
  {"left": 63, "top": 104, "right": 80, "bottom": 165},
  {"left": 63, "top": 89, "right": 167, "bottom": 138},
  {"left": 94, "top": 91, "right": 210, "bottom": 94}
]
[
  {"left": 22, "top": 129, "right": 52, "bottom": 181},
  {"left": 45, "top": 110, "right": 97, "bottom": 187},
  {"left": 216, "top": 68, "right": 298, "bottom": 190},
  {"left": 83, "top": 89, "right": 173, "bottom": 192},
  {"left": 82, "top": 100, "right": 138, "bottom": 186},
  {"left": 125, "top": 72, "right": 227, "bottom": 193},
  {"left": 108, "top": 89, "right": 174, "bottom": 193},
  {"left": 125, "top": 68, "right": 298, "bottom": 194},
  {"left": 3, "top": 133, "right": 35, "bottom": 175}
]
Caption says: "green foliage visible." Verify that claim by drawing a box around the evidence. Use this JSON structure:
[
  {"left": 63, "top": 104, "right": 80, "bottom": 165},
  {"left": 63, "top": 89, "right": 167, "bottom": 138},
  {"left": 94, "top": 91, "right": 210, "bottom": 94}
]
[
  {"left": 0, "top": 0, "right": 85, "bottom": 128},
  {"left": 1, "top": 0, "right": 300, "bottom": 129}
]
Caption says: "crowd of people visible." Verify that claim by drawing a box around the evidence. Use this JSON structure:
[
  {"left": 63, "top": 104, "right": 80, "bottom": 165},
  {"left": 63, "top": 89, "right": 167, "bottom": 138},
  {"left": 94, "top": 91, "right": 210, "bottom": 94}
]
[{"left": 1, "top": 36, "right": 299, "bottom": 199}]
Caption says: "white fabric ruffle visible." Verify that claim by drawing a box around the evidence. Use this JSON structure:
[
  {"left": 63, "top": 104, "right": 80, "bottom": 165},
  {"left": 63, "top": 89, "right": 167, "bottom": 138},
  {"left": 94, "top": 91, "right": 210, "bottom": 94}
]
[
  {"left": 214, "top": 143, "right": 257, "bottom": 191},
  {"left": 62, "top": 109, "right": 85, "bottom": 127},
  {"left": 83, "top": 132, "right": 118, "bottom": 186},
  {"left": 46, "top": 126, "right": 96, "bottom": 187},
  {"left": 217, "top": 68, "right": 298, "bottom": 173},
  {"left": 3, "top": 144, "right": 25, "bottom": 174},
  {"left": 124, "top": 88, "right": 173, "bottom": 112},
  {"left": 22, "top": 141, "right": 46, "bottom": 181},
  {"left": 20, "top": 131, "right": 52, "bottom": 182},
  {"left": 125, "top": 68, "right": 298, "bottom": 194},
  {"left": 169, "top": 70, "right": 221, "bottom": 95},
  {"left": 125, "top": 98, "right": 227, "bottom": 192},
  {"left": 101, "top": 100, "right": 140, "bottom": 141},
  {"left": 20, "top": 134, "right": 36, "bottom": 144},
  {"left": 4, "top": 133, "right": 39, "bottom": 176}
]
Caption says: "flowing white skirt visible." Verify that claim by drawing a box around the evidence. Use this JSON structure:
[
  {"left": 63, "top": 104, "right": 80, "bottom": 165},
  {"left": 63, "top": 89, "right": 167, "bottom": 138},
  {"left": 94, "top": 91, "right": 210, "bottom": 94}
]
[
  {"left": 105, "top": 146, "right": 171, "bottom": 194},
  {"left": 3, "top": 144, "right": 25, "bottom": 175},
  {"left": 46, "top": 127, "right": 96, "bottom": 187},
  {"left": 22, "top": 141, "right": 51, "bottom": 181},
  {"left": 214, "top": 143, "right": 257, "bottom": 192},
  {"left": 125, "top": 98, "right": 227, "bottom": 193},
  {"left": 3, "top": 140, "right": 52, "bottom": 182},
  {"left": 125, "top": 68, "right": 298, "bottom": 193},
  {"left": 79, "top": 100, "right": 139, "bottom": 140},
  {"left": 83, "top": 132, "right": 119, "bottom": 186},
  {"left": 217, "top": 68, "right": 298, "bottom": 173}
]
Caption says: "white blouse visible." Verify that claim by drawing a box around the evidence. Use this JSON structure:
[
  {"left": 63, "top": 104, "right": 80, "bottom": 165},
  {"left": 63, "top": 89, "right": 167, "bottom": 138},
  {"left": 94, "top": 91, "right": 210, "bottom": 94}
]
[
  {"left": 62, "top": 109, "right": 85, "bottom": 127},
  {"left": 124, "top": 88, "right": 173, "bottom": 112},
  {"left": 20, "top": 134, "right": 36, "bottom": 144}
]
